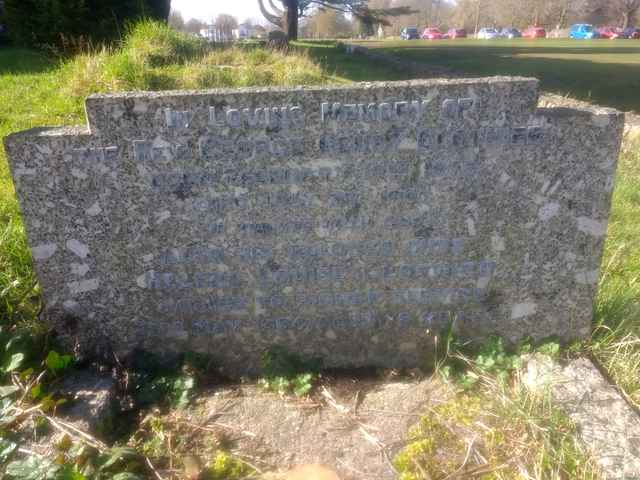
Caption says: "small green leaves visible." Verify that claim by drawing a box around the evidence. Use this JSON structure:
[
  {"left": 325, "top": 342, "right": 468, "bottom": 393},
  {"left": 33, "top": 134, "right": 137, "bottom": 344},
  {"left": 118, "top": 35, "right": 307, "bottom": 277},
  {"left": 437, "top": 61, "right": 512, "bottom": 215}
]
[
  {"left": 259, "top": 346, "right": 320, "bottom": 397},
  {"left": 537, "top": 340, "right": 561, "bottom": 359},
  {"left": 45, "top": 351, "right": 73, "bottom": 375},
  {"left": 292, "top": 373, "right": 314, "bottom": 397}
]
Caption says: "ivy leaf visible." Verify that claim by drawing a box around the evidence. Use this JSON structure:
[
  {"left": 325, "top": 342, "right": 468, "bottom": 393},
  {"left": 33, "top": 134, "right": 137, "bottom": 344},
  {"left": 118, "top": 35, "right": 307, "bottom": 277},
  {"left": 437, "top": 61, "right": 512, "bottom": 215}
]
[
  {"left": 0, "top": 438, "right": 17, "bottom": 462},
  {"left": 56, "top": 466, "right": 86, "bottom": 480},
  {"left": 6, "top": 456, "right": 60, "bottom": 479},
  {"left": 31, "top": 383, "right": 42, "bottom": 400},
  {"left": 45, "top": 351, "right": 73, "bottom": 374},
  {"left": 3, "top": 353, "right": 24, "bottom": 373},
  {"left": 112, "top": 474, "right": 143, "bottom": 480},
  {"left": 0, "top": 385, "right": 19, "bottom": 398},
  {"left": 99, "top": 446, "right": 141, "bottom": 470}
]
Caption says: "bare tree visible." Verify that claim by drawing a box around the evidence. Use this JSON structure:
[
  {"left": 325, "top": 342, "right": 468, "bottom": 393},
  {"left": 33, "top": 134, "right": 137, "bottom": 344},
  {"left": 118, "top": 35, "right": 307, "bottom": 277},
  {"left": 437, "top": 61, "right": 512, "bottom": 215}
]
[
  {"left": 304, "top": 7, "right": 352, "bottom": 38},
  {"left": 610, "top": 0, "right": 640, "bottom": 27},
  {"left": 184, "top": 18, "right": 206, "bottom": 34},
  {"left": 258, "top": 0, "right": 415, "bottom": 40},
  {"left": 215, "top": 13, "right": 239, "bottom": 39},
  {"left": 168, "top": 10, "right": 185, "bottom": 31}
]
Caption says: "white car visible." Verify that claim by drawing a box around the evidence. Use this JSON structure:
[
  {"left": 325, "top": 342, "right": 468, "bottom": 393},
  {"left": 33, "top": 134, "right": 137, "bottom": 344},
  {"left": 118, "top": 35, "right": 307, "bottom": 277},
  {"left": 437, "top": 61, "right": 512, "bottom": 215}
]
[{"left": 477, "top": 28, "right": 499, "bottom": 39}]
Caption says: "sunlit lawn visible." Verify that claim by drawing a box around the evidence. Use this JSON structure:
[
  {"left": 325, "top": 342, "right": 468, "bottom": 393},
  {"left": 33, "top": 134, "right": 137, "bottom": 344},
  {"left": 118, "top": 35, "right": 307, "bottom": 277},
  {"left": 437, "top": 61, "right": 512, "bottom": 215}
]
[{"left": 352, "top": 38, "right": 640, "bottom": 112}]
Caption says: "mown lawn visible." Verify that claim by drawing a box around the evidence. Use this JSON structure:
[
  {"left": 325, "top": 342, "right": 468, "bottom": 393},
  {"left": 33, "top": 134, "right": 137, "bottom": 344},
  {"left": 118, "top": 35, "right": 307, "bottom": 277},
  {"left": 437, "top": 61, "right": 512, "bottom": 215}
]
[{"left": 350, "top": 38, "right": 640, "bottom": 113}]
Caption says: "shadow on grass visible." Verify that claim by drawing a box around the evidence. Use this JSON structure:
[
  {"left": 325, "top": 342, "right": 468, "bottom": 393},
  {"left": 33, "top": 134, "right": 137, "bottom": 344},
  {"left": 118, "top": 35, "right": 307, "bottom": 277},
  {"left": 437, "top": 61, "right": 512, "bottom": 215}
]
[
  {"left": 294, "top": 41, "right": 423, "bottom": 83},
  {"left": 0, "top": 46, "right": 56, "bottom": 75},
  {"left": 363, "top": 40, "right": 640, "bottom": 112}
]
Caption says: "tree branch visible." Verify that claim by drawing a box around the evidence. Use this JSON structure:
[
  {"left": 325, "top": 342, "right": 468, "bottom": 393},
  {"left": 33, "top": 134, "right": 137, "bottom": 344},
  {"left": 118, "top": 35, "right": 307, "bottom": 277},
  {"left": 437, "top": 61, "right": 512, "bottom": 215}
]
[
  {"left": 257, "top": 0, "right": 284, "bottom": 28},
  {"left": 268, "top": 0, "right": 286, "bottom": 17}
]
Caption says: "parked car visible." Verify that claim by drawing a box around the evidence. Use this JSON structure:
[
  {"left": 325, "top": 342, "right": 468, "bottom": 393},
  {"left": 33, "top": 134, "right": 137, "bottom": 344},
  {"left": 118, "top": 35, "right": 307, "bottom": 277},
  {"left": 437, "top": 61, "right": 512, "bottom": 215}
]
[
  {"left": 500, "top": 27, "right": 522, "bottom": 38},
  {"left": 597, "top": 26, "right": 621, "bottom": 39},
  {"left": 569, "top": 23, "right": 599, "bottom": 39},
  {"left": 477, "top": 28, "right": 500, "bottom": 39},
  {"left": 523, "top": 26, "right": 546, "bottom": 38},
  {"left": 447, "top": 28, "right": 467, "bottom": 38},
  {"left": 621, "top": 26, "right": 640, "bottom": 38},
  {"left": 421, "top": 27, "right": 444, "bottom": 40},
  {"left": 400, "top": 27, "right": 419, "bottom": 40}
]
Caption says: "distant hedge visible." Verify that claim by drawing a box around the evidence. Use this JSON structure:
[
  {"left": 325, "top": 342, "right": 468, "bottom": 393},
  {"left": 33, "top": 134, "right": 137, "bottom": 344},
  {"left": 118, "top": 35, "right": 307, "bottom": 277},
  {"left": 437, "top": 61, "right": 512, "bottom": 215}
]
[{"left": 4, "top": 0, "right": 171, "bottom": 48}]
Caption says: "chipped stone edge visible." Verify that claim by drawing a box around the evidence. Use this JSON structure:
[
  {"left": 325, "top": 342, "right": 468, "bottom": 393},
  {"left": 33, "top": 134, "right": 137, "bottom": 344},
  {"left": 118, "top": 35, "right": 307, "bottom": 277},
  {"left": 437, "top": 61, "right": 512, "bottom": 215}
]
[{"left": 84, "top": 76, "right": 540, "bottom": 100}]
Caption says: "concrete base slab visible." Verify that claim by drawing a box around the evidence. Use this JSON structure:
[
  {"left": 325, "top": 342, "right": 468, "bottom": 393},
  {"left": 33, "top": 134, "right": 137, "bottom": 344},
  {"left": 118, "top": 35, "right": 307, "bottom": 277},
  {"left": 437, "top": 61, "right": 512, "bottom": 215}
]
[{"left": 526, "top": 356, "right": 640, "bottom": 479}]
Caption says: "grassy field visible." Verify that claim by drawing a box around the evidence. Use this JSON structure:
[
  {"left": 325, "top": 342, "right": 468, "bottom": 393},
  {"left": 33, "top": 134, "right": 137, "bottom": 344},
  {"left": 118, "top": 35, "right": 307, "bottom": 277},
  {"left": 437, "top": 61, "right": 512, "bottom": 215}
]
[
  {"left": 0, "top": 30, "right": 639, "bottom": 477},
  {"left": 352, "top": 38, "right": 640, "bottom": 113}
]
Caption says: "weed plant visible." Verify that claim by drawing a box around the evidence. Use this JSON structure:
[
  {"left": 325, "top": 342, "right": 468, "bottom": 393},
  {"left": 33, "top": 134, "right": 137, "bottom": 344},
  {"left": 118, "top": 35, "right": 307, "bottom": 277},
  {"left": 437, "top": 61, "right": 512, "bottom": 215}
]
[{"left": 396, "top": 336, "right": 601, "bottom": 479}]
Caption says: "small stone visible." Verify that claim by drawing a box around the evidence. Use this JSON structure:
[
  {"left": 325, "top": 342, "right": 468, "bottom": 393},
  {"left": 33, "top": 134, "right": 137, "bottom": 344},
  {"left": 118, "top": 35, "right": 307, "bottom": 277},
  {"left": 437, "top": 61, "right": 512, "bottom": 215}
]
[{"left": 57, "top": 370, "right": 117, "bottom": 438}]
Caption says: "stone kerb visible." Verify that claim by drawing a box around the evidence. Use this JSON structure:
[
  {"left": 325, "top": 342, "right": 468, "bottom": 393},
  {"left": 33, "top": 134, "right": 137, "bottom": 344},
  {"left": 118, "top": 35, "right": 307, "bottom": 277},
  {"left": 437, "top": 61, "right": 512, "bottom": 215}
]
[{"left": 3, "top": 78, "right": 624, "bottom": 374}]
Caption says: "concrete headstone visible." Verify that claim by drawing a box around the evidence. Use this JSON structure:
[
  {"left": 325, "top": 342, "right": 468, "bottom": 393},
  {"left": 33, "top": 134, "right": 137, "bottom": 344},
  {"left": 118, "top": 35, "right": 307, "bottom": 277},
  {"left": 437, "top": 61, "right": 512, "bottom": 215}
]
[{"left": 3, "top": 78, "right": 624, "bottom": 373}]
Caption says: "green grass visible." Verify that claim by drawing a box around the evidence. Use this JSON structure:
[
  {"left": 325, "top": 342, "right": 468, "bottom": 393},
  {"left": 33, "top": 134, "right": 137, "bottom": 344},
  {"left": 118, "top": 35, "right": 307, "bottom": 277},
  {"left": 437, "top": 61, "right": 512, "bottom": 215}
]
[
  {"left": 395, "top": 388, "right": 600, "bottom": 479},
  {"left": 0, "top": 49, "right": 81, "bottom": 323},
  {"left": 62, "top": 22, "right": 328, "bottom": 98},
  {"left": 591, "top": 137, "right": 640, "bottom": 405},
  {"left": 294, "top": 40, "right": 419, "bottom": 82},
  {"left": 354, "top": 38, "right": 640, "bottom": 113}
]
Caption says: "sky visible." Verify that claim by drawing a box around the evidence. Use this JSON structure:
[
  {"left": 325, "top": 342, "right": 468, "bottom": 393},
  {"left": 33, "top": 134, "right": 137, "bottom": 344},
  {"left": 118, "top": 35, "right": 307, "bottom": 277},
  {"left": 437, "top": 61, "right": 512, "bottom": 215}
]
[{"left": 171, "top": 0, "right": 264, "bottom": 23}]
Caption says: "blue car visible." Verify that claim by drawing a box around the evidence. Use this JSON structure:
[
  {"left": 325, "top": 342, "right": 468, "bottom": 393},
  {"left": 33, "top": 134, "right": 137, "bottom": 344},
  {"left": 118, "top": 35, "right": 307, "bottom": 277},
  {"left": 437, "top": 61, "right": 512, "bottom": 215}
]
[
  {"left": 500, "top": 27, "right": 522, "bottom": 39},
  {"left": 400, "top": 27, "right": 419, "bottom": 40},
  {"left": 570, "top": 24, "right": 599, "bottom": 39}
]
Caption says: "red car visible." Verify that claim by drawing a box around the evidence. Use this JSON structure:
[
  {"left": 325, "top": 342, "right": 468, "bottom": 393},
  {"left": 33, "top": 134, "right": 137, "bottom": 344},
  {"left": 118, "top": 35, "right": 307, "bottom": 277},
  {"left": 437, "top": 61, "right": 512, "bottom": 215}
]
[
  {"left": 523, "top": 26, "right": 546, "bottom": 38},
  {"left": 421, "top": 27, "right": 444, "bottom": 40},
  {"left": 447, "top": 28, "right": 467, "bottom": 39},
  {"left": 597, "top": 27, "right": 621, "bottom": 39}
]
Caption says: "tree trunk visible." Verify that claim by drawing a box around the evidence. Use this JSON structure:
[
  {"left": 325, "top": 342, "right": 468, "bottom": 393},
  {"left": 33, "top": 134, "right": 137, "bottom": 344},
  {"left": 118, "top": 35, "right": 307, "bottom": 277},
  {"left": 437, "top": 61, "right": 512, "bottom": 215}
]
[
  {"left": 622, "top": 12, "right": 630, "bottom": 29},
  {"left": 145, "top": 0, "right": 171, "bottom": 21},
  {"left": 285, "top": 0, "right": 298, "bottom": 40},
  {"left": 558, "top": 0, "right": 570, "bottom": 29}
]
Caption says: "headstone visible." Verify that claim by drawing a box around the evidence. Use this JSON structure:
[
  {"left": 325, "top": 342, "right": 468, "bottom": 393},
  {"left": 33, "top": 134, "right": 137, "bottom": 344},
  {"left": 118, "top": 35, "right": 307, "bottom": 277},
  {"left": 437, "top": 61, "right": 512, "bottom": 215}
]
[{"left": 4, "top": 78, "right": 624, "bottom": 374}]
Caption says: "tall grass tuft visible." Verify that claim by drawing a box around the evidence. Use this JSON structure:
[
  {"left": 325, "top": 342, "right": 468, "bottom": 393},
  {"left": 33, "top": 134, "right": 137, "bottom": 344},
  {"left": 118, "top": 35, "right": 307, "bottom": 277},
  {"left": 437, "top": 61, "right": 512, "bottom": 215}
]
[
  {"left": 180, "top": 49, "right": 326, "bottom": 89},
  {"left": 395, "top": 356, "right": 602, "bottom": 479},
  {"left": 122, "top": 20, "right": 207, "bottom": 67},
  {"left": 61, "top": 20, "right": 328, "bottom": 98}
]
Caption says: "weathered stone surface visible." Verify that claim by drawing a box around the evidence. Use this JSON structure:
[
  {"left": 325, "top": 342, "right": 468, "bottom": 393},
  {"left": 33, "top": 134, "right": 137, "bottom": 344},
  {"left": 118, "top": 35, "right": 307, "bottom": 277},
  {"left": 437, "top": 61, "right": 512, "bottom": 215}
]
[
  {"left": 3, "top": 78, "right": 624, "bottom": 373},
  {"left": 197, "top": 378, "right": 449, "bottom": 479},
  {"left": 525, "top": 356, "right": 640, "bottom": 479}
]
